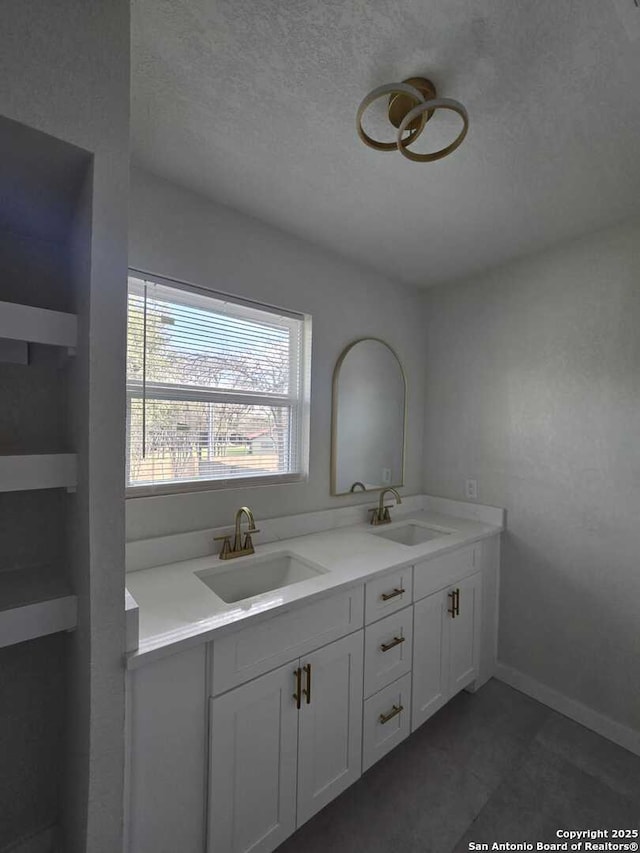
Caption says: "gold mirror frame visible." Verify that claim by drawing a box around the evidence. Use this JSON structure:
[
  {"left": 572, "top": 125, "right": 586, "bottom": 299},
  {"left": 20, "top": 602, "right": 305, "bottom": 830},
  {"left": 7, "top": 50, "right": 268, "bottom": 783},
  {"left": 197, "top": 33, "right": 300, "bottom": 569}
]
[{"left": 330, "top": 337, "right": 407, "bottom": 496}]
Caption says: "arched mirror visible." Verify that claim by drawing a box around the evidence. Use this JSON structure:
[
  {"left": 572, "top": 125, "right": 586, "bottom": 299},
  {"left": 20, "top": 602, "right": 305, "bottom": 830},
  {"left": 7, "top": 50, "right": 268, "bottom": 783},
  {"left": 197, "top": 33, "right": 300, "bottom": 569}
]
[{"left": 331, "top": 338, "right": 406, "bottom": 495}]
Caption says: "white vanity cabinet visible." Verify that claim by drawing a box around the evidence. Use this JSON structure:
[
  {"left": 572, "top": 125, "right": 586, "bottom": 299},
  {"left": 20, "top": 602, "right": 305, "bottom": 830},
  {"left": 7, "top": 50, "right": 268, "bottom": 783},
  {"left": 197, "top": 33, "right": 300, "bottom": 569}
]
[
  {"left": 208, "top": 630, "right": 364, "bottom": 853},
  {"left": 412, "top": 563, "right": 482, "bottom": 731},
  {"left": 126, "top": 531, "right": 500, "bottom": 853}
]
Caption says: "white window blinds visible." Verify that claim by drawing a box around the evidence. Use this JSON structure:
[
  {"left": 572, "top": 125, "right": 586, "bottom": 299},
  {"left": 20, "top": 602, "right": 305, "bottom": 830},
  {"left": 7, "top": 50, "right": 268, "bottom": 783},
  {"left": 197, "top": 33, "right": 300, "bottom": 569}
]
[{"left": 126, "top": 274, "right": 311, "bottom": 494}]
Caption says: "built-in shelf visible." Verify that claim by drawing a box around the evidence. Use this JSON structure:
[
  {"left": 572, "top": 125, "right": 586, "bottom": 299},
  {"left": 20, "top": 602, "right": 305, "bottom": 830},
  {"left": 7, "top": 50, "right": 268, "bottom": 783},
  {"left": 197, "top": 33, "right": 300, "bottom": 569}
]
[
  {"left": 0, "top": 596, "right": 77, "bottom": 648},
  {"left": 125, "top": 588, "right": 140, "bottom": 653},
  {"left": 0, "top": 566, "right": 77, "bottom": 648},
  {"left": 0, "top": 300, "right": 77, "bottom": 348},
  {"left": 0, "top": 453, "right": 77, "bottom": 492}
]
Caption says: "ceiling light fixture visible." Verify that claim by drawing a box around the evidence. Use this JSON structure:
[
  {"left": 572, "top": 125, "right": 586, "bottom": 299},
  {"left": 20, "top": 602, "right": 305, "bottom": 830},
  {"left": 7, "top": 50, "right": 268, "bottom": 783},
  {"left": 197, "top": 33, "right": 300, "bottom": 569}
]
[{"left": 356, "top": 77, "right": 468, "bottom": 163}]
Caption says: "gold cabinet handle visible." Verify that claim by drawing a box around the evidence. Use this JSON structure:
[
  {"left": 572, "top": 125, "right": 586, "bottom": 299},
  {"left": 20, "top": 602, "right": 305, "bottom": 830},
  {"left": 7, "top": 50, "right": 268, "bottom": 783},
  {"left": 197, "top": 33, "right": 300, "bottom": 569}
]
[
  {"left": 380, "top": 635, "right": 405, "bottom": 653},
  {"left": 293, "top": 667, "right": 302, "bottom": 709},
  {"left": 448, "top": 589, "right": 458, "bottom": 618},
  {"left": 381, "top": 587, "right": 405, "bottom": 602},
  {"left": 379, "top": 704, "right": 403, "bottom": 725},
  {"left": 302, "top": 663, "right": 311, "bottom": 704}
]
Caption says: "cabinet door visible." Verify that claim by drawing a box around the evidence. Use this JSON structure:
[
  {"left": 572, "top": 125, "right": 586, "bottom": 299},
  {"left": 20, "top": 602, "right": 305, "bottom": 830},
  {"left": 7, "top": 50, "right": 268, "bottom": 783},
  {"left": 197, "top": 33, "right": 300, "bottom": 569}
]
[
  {"left": 412, "top": 589, "right": 449, "bottom": 731},
  {"left": 127, "top": 646, "right": 206, "bottom": 853},
  {"left": 208, "top": 662, "right": 299, "bottom": 853},
  {"left": 297, "top": 631, "right": 364, "bottom": 825},
  {"left": 449, "top": 572, "right": 482, "bottom": 696}
]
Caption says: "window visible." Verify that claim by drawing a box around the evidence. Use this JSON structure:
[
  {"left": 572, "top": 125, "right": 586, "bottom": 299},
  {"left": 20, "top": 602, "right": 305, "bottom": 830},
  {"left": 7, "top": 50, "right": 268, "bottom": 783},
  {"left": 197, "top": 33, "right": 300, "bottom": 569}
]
[{"left": 126, "top": 273, "right": 311, "bottom": 495}]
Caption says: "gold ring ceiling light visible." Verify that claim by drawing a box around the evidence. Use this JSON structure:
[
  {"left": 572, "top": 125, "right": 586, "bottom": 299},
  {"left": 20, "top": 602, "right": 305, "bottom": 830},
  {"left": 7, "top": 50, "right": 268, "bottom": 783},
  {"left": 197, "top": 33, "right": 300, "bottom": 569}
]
[{"left": 356, "top": 77, "right": 468, "bottom": 162}]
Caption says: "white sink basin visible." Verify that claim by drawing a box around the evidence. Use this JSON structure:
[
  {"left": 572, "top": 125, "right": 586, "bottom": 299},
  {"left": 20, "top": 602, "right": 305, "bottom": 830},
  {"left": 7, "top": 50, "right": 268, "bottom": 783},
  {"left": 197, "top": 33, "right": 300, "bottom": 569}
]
[
  {"left": 196, "top": 552, "right": 327, "bottom": 603},
  {"left": 371, "top": 522, "right": 452, "bottom": 547}
]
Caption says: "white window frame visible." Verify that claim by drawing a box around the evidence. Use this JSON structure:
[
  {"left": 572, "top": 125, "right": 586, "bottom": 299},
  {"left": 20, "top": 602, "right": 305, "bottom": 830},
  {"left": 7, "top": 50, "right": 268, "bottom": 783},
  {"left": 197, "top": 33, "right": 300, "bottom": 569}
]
[{"left": 125, "top": 270, "right": 311, "bottom": 498}]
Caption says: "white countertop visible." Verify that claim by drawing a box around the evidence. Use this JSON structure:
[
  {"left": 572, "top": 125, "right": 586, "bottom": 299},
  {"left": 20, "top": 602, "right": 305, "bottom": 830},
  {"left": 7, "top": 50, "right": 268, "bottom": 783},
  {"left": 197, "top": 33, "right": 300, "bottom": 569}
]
[{"left": 125, "top": 507, "right": 502, "bottom": 669}]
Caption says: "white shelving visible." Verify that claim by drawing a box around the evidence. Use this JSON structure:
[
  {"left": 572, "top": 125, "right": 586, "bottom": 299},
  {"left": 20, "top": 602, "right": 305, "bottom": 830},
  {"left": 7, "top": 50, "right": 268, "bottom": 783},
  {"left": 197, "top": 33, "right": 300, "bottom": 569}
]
[
  {"left": 0, "top": 305, "right": 79, "bottom": 645},
  {"left": 0, "top": 453, "right": 77, "bottom": 492},
  {"left": 0, "top": 566, "right": 77, "bottom": 648},
  {"left": 0, "top": 596, "right": 77, "bottom": 648},
  {"left": 0, "top": 300, "right": 77, "bottom": 348}
]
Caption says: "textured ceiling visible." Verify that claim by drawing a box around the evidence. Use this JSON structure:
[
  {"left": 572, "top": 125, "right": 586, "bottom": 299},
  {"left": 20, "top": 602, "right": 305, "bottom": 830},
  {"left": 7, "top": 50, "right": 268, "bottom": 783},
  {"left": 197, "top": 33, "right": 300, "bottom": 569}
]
[{"left": 131, "top": 0, "right": 640, "bottom": 288}]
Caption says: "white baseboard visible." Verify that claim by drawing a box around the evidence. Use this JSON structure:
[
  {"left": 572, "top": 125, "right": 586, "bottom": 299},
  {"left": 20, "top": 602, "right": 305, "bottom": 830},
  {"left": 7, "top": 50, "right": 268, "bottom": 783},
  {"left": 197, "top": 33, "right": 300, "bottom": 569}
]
[
  {"left": 2, "top": 826, "right": 55, "bottom": 853},
  {"left": 495, "top": 663, "right": 640, "bottom": 758}
]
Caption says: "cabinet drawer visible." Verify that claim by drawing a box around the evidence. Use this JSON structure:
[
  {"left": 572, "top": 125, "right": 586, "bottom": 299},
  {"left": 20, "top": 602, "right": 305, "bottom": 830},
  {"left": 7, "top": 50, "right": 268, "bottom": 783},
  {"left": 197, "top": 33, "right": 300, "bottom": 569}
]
[
  {"left": 363, "top": 673, "right": 412, "bottom": 772},
  {"left": 365, "top": 567, "right": 412, "bottom": 624},
  {"left": 364, "top": 607, "right": 413, "bottom": 698},
  {"left": 211, "top": 585, "right": 364, "bottom": 695},
  {"left": 413, "top": 545, "right": 477, "bottom": 602}
]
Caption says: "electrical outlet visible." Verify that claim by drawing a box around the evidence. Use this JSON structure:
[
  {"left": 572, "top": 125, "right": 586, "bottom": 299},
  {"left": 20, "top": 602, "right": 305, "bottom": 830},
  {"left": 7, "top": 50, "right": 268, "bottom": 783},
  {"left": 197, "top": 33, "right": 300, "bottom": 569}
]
[
  {"left": 465, "top": 479, "right": 478, "bottom": 500},
  {"left": 381, "top": 468, "right": 391, "bottom": 485}
]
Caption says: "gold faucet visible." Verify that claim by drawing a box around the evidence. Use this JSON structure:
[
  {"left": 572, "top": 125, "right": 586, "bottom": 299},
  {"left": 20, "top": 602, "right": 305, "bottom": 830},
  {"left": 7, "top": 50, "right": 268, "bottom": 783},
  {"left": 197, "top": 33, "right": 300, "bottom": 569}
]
[
  {"left": 369, "top": 488, "right": 402, "bottom": 525},
  {"left": 214, "top": 506, "right": 261, "bottom": 560}
]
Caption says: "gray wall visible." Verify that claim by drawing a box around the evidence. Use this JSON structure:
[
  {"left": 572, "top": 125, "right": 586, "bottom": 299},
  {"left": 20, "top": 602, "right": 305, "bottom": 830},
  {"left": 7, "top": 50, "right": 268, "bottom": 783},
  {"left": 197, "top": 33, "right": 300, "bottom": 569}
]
[
  {"left": 422, "top": 217, "right": 640, "bottom": 733},
  {"left": 0, "top": 2, "right": 130, "bottom": 850},
  {"left": 127, "top": 167, "right": 426, "bottom": 541}
]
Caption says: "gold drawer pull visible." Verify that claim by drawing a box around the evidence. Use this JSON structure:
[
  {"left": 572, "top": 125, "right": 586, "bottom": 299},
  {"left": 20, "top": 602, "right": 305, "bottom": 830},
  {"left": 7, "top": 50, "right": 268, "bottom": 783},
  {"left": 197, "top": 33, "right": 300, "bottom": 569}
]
[
  {"left": 380, "top": 635, "right": 405, "bottom": 653},
  {"left": 379, "top": 704, "right": 403, "bottom": 725},
  {"left": 293, "top": 667, "right": 302, "bottom": 709},
  {"left": 303, "top": 663, "right": 311, "bottom": 705},
  {"left": 380, "top": 587, "right": 405, "bottom": 602},
  {"left": 448, "top": 589, "right": 456, "bottom": 618},
  {"left": 448, "top": 587, "right": 461, "bottom": 618}
]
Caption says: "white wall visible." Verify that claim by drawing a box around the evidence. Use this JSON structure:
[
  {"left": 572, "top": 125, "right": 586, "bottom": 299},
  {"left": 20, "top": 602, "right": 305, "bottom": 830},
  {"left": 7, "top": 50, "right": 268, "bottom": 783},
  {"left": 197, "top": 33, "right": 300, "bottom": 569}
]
[
  {"left": 422, "top": 218, "right": 640, "bottom": 734},
  {"left": 127, "top": 167, "right": 426, "bottom": 541},
  {"left": 1, "top": 3, "right": 130, "bottom": 850}
]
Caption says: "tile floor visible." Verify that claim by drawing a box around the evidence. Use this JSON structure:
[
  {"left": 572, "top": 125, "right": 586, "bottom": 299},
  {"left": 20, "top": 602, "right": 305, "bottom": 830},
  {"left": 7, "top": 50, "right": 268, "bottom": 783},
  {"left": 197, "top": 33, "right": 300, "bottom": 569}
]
[{"left": 277, "top": 679, "right": 640, "bottom": 853}]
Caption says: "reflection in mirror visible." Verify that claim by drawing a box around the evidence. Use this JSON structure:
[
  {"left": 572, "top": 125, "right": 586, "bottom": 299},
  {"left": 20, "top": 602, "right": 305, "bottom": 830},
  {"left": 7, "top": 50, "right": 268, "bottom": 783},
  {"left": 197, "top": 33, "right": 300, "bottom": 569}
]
[{"left": 331, "top": 338, "right": 406, "bottom": 495}]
